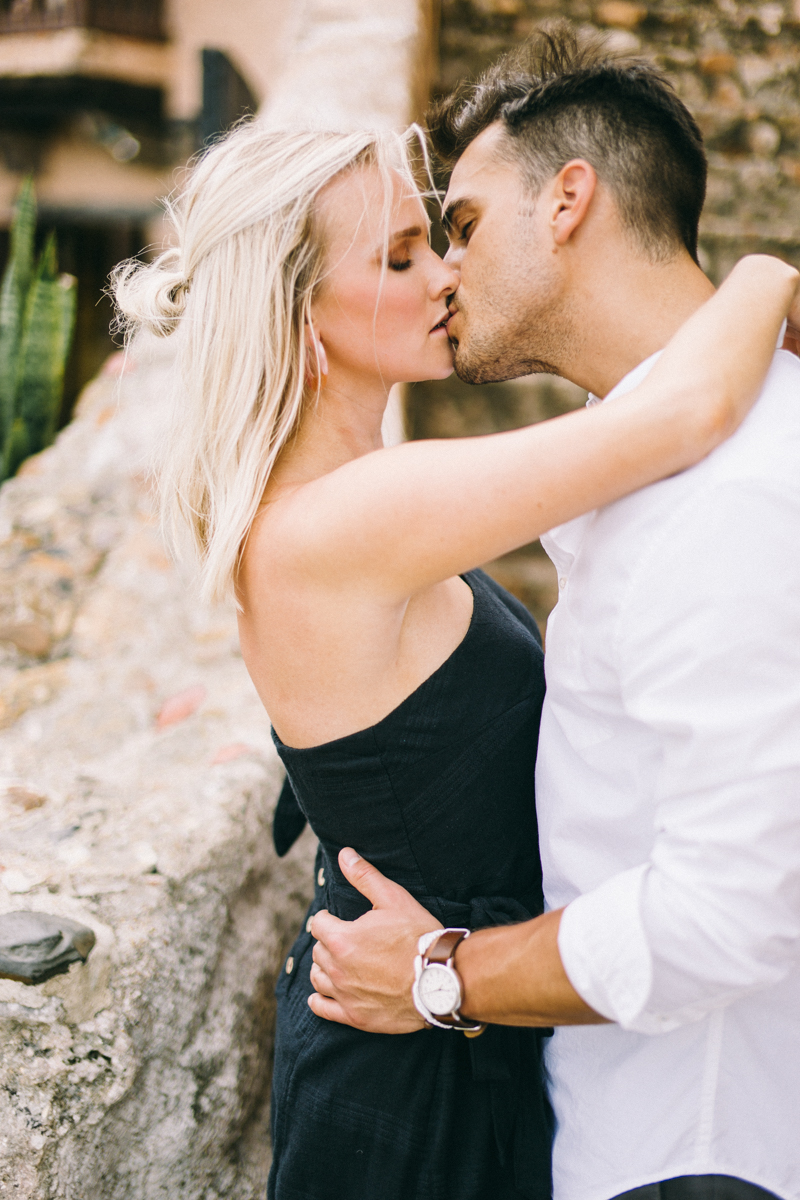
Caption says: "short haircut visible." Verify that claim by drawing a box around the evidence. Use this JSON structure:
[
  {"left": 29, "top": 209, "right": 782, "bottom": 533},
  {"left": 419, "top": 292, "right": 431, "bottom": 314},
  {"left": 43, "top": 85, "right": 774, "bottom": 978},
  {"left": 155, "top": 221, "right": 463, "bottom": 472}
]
[{"left": 427, "top": 25, "right": 707, "bottom": 264}]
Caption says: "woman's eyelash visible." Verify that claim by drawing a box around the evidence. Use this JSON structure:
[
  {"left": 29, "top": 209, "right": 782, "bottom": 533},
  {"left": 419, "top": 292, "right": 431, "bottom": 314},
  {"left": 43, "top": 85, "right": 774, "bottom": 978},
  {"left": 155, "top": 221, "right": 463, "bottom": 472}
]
[{"left": 388, "top": 259, "right": 412, "bottom": 271}]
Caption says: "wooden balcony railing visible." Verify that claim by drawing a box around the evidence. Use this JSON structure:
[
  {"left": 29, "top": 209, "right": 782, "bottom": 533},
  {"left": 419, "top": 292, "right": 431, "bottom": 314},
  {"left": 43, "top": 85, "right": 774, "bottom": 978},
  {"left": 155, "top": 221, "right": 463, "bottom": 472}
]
[{"left": 0, "top": 0, "right": 165, "bottom": 41}]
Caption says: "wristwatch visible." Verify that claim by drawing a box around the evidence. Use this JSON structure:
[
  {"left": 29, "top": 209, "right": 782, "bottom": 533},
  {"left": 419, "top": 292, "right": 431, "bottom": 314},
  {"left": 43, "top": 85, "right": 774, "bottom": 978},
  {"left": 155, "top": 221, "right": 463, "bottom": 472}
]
[{"left": 412, "top": 928, "right": 486, "bottom": 1036}]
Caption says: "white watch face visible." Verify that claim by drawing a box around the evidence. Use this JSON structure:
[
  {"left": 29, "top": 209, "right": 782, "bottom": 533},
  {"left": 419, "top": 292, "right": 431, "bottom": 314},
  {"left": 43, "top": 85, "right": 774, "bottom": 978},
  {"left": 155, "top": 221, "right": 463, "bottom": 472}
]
[{"left": 418, "top": 963, "right": 460, "bottom": 1017}]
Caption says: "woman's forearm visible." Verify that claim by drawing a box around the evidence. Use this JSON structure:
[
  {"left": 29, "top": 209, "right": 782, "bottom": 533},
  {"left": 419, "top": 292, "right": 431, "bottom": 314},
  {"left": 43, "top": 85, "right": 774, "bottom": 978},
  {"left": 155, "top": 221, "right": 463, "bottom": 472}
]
[{"left": 292, "top": 256, "right": 798, "bottom": 598}]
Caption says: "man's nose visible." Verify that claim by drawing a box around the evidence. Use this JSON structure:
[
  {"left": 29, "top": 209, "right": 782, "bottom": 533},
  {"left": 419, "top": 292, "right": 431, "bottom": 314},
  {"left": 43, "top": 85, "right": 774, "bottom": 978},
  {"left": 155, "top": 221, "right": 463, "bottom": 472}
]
[{"left": 443, "top": 244, "right": 463, "bottom": 270}]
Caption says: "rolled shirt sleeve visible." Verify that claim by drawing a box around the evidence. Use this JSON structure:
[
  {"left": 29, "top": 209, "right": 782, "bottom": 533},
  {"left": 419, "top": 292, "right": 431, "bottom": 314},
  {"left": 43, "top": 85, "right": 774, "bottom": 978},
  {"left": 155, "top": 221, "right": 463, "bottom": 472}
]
[{"left": 557, "top": 479, "right": 800, "bottom": 1034}]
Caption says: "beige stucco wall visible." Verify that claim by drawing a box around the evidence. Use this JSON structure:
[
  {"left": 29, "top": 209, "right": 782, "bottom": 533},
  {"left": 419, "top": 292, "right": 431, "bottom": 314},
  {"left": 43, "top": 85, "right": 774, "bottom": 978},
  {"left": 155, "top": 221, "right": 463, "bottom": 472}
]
[
  {"left": 0, "top": 0, "right": 435, "bottom": 224},
  {"left": 164, "top": 0, "right": 296, "bottom": 119}
]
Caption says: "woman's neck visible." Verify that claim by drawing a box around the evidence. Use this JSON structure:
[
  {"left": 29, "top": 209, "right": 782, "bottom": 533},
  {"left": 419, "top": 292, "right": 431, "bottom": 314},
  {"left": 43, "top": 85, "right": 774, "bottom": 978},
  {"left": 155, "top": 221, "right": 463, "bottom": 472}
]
[{"left": 268, "top": 374, "right": 390, "bottom": 495}]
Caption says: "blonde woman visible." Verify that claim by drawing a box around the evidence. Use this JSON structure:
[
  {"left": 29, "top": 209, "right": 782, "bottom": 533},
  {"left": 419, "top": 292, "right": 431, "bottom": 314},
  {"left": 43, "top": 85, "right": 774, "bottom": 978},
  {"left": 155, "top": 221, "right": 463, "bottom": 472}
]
[{"left": 113, "top": 117, "right": 799, "bottom": 1200}]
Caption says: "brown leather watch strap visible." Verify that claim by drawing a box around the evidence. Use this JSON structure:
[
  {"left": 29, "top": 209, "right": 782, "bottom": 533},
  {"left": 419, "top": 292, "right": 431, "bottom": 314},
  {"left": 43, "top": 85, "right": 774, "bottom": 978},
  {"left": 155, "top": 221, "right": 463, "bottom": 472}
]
[
  {"left": 425, "top": 928, "right": 467, "bottom": 966},
  {"left": 424, "top": 930, "right": 485, "bottom": 1036}
]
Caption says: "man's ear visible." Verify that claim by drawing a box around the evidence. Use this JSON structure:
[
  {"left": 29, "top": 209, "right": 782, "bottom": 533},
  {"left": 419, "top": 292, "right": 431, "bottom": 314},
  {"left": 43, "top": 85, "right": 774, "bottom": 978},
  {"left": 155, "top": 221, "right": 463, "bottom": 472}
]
[{"left": 550, "top": 159, "right": 597, "bottom": 247}]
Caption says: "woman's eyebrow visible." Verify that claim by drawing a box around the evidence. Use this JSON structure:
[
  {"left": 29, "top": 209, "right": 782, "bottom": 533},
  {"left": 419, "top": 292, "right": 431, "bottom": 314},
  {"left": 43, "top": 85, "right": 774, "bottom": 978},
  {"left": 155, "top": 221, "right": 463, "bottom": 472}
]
[{"left": 389, "top": 225, "right": 425, "bottom": 241}]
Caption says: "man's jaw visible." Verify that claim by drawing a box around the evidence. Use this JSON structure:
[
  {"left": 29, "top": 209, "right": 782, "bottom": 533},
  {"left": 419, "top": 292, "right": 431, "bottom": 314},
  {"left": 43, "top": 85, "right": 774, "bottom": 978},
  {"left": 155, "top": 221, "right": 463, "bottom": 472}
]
[{"left": 451, "top": 331, "right": 562, "bottom": 384}]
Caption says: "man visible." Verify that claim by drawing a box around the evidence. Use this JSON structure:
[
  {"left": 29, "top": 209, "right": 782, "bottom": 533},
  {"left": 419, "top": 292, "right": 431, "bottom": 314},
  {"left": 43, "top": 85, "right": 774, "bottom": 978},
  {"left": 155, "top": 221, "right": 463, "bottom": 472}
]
[{"left": 306, "top": 30, "right": 800, "bottom": 1200}]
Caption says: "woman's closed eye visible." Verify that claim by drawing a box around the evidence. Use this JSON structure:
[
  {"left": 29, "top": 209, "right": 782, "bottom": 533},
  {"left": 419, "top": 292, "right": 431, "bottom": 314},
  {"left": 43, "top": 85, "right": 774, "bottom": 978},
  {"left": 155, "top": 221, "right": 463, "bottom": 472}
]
[{"left": 388, "top": 244, "right": 412, "bottom": 271}]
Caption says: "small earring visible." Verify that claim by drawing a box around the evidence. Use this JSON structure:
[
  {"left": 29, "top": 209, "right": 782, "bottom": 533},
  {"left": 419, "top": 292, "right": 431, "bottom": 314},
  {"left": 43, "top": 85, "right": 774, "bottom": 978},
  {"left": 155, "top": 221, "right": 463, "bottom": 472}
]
[
  {"left": 304, "top": 328, "right": 328, "bottom": 386},
  {"left": 315, "top": 339, "right": 328, "bottom": 381}
]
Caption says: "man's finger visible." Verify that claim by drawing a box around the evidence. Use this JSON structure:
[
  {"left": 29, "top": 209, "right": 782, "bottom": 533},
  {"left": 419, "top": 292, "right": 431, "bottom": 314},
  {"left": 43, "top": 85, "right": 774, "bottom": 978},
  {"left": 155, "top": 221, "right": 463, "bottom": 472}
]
[
  {"left": 312, "top": 940, "right": 335, "bottom": 975},
  {"left": 310, "top": 908, "right": 348, "bottom": 945},
  {"left": 309, "top": 960, "right": 334, "bottom": 998},
  {"left": 308, "top": 992, "right": 353, "bottom": 1025},
  {"left": 308, "top": 990, "right": 427, "bottom": 1034},
  {"left": 338, "top": 847, "right": 421, "bottom": 910}
]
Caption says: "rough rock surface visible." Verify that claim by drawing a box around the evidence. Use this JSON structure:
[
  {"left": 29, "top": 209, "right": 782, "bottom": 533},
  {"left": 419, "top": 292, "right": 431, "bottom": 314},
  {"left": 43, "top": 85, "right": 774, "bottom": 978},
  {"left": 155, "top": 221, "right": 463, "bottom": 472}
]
[{"left": 0, "top": 342, "right": 316, "bottom": 1199}]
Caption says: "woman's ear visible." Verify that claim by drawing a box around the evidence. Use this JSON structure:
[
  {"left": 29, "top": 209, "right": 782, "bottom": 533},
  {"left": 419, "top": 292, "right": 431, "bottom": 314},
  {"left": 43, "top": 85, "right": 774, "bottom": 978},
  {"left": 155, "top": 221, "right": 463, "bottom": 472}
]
[{"left": 550, "top": 159, "right": 597, "bottom": 247}]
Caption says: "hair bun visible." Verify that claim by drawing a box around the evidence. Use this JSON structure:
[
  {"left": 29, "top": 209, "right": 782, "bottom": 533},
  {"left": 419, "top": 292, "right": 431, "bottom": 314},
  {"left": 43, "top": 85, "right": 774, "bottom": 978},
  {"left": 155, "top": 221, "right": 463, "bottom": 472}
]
[{"left": 111, "top": 248, "right": 191, "bottom": 338}]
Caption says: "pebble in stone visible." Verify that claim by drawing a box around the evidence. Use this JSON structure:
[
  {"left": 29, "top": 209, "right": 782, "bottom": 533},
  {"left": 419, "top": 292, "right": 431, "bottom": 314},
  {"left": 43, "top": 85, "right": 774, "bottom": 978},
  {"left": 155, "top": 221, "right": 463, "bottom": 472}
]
[
  {"left": 4, "top": 783, "right": 47, "bottom": 810},
  {"left": 211, "top": 741, "right": 252, "bottom": 764},
  {"left": 155, "top": 683, "right": 208, "bottom": 729},
  {"left": 747, "top": 119, "right": 781, "bottom": 157},
  {"left": 595, "top": 0, "right": 647, "bottom": 29}
]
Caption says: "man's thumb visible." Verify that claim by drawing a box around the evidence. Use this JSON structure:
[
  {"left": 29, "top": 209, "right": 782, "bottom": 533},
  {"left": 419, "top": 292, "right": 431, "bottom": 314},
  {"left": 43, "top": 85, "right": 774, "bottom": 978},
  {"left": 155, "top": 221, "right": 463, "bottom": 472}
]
[{"left": 338, "top": 847, "right": 402, "bottom": 909}]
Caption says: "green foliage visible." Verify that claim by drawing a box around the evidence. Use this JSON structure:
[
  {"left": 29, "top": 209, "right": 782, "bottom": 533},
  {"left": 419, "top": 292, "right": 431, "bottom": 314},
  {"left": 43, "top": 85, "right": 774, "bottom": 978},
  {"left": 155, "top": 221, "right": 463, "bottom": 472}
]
[{"left": 0, "top": 178, "right": 77, "bottom": 483}]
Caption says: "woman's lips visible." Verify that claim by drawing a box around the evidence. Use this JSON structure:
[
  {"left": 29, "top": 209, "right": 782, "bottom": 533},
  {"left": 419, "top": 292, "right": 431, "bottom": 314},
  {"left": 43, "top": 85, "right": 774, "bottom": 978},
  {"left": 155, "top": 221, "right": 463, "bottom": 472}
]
[{"left": 430, "top": 313, "right": 450, "bottom": 334}]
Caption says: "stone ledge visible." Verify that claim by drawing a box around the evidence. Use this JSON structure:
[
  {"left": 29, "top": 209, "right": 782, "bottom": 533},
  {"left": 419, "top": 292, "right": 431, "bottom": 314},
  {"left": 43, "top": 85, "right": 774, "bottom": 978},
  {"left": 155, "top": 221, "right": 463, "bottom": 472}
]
[{"left": 0, "top": 341, "right": 315, "bottom": 1199}]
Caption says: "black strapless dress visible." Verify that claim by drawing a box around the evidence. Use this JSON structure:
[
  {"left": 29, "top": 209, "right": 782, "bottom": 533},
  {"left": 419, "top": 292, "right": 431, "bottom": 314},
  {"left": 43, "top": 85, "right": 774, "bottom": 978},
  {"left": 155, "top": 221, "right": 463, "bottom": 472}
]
[{"left": 268, "top": 569, "right": 552, "bottom": 1200}]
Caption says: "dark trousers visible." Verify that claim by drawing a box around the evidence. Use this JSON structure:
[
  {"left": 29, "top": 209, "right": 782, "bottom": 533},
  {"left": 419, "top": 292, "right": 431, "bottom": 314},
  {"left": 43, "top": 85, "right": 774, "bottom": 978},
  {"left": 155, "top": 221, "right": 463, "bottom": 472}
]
[{"left": 613, "top": 1177, "right": 781, "bottom": 1200}]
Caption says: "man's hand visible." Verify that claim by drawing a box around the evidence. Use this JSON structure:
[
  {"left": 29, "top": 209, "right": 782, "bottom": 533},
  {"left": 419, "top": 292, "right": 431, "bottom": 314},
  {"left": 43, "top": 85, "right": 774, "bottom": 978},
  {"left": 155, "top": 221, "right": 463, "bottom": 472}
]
[
  {"left": 309, "top": 848, "right": 605, "bottom": 1031},
  {"left": 308, "top": 848, "right": 441, "bottom": 1033}
]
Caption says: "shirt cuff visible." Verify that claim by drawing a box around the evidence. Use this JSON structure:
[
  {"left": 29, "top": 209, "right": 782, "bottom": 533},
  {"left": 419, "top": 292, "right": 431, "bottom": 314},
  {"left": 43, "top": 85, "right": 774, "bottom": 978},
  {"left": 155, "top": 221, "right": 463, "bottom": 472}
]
[{"left": 557, "top": 865, "right": 681, "bottom": 1033}]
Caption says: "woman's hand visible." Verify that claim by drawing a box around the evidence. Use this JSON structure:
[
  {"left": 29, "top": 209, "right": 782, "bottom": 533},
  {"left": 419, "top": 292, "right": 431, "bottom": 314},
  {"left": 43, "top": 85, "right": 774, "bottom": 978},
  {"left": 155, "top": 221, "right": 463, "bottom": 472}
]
[
  {"left": 638, "top": 254, "right": 800, "bottom": 455},
  {"left": 783, "top": 272, "right": 800, "bottom": 355},
  {"left": 783, "top": 325, "right": 800, "bottom": 356}
]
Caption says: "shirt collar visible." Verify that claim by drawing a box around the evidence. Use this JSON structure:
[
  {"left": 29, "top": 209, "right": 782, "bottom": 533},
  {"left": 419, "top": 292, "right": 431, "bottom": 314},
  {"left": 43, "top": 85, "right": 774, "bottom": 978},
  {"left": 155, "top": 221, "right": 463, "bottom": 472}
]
[{"left": 586, "top": 350, "right": 663, "bottom": 408}]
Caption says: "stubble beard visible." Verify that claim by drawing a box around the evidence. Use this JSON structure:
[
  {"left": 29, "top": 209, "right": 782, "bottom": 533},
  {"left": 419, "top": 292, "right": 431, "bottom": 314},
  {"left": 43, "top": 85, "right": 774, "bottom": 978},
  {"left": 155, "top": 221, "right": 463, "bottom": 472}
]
[
  {"left": 453, "top": 339, "right": 561, "bottom": 384},
  {"left": 450, "top": 271, "right": 572, "bottom": 386}
]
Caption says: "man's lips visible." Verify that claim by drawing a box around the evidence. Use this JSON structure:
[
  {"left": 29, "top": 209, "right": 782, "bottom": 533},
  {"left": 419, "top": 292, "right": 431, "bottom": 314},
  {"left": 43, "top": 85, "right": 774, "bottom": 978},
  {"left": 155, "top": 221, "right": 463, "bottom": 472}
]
[{"left": 430, "top": 307, "right": 458, "bottom": 335}]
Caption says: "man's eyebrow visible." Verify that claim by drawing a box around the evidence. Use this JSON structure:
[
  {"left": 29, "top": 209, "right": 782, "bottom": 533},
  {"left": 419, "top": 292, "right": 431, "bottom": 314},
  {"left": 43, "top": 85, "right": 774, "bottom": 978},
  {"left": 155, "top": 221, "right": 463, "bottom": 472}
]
[{"left": 441, "top": 198, "right": 471, "bottom": 235}]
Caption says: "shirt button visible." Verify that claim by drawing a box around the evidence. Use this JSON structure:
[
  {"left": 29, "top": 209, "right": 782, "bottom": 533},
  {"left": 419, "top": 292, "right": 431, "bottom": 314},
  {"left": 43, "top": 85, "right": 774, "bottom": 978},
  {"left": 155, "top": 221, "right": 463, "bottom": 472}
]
[
  {"left": 317, "top": 867, "right": 325, "bottom": 887},
  {"left": 285, "top": 956, "right": 294, "bottom": 975},
  {"left": 559, "top": 576, "right": 567, "bottom": 590},
  {"left": 306, "top": 916, "right": 314, "bottom": 933}
]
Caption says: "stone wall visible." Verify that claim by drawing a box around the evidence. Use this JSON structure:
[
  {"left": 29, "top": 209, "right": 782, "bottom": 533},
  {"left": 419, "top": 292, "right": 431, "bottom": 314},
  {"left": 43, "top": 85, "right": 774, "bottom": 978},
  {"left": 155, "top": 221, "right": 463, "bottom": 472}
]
[
  {"left": 408, "top": 0, "right": 800, "bottom": 627},
  {"left": 0, "top": 3, "right": 436, "bottom": 1196}
]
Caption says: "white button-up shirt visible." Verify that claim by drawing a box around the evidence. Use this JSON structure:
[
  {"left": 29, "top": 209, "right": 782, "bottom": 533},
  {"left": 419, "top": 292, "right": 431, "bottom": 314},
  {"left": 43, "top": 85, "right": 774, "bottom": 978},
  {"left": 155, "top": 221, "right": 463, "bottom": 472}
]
[{"left": 537, "top": 349, "right": 800, "bottom": 1200}]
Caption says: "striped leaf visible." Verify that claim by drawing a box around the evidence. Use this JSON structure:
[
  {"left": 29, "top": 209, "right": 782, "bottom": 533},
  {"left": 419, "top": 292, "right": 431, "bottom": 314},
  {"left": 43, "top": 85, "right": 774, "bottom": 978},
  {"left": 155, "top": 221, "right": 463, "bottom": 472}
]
[
  {"left": 2, "top": 417, "right": 29, "bottom": 482},
  {"left": 15, "top": 233, "right": 77, "bottom": 460},
  {"left": 0, "top": 176, "right": 36, "bottom": 449}
]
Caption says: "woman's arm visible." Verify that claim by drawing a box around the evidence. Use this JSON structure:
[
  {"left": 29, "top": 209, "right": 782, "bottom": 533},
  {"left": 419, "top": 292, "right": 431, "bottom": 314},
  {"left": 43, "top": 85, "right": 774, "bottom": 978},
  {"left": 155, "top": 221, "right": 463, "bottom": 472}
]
[{"left": 276, "top": 255, "right": 799, "bottom": 600}]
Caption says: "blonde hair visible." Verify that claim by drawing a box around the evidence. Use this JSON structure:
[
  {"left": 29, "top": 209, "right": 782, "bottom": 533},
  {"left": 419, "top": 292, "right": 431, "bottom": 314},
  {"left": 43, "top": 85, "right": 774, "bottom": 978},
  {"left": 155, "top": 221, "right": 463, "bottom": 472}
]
[{"left": 112, "top": 120, "right": 426, "bottom": 604}]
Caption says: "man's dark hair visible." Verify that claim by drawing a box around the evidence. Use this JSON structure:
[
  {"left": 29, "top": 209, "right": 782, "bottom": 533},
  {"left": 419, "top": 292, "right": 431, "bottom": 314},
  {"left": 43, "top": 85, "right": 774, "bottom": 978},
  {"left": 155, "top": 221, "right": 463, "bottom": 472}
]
[{"left": 427, "top": 25, "right": 707, "bottom": 264}]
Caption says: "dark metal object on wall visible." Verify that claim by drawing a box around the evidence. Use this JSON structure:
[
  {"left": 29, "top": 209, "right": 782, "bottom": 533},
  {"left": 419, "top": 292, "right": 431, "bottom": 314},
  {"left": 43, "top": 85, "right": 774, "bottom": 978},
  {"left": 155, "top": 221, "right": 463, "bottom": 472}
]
[
  {"left": 200, "top": 48, "right": 257, "bottom": 148},
  {"left": 0, "top": 910, "right": 96, "bottom": 985}
]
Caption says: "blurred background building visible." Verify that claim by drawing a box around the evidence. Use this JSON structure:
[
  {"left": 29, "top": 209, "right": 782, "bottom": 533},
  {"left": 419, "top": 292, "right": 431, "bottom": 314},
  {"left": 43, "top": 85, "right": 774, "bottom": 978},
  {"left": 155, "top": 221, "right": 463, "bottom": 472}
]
[
  {"left": 0, "top": 0, "right": 283, "bottom": 417},
  {"left": 3, "top": 0, "right": 800, "bottom": 626}
]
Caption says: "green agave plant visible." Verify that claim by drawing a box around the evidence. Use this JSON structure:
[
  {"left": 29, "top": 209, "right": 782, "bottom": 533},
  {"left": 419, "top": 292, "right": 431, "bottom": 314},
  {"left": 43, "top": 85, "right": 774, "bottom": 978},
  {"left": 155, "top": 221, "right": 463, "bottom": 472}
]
[{"left": 0, "top": 178, "right": 77, "bottom": 482}]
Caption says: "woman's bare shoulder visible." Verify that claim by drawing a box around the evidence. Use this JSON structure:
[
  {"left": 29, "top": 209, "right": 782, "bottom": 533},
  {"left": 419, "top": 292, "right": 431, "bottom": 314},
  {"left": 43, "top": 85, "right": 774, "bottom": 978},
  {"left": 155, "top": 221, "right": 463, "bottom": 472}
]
[{"left": 243, "top": 482, "right": 323, "bottom": 582}]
